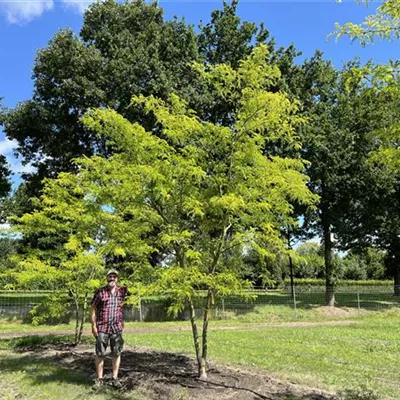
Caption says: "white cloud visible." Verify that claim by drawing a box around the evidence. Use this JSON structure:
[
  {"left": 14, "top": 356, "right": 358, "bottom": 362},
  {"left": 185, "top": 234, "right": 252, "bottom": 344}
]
[
  {"left": 61, "top": 0, "right": 94, "bottom": 14},
  {"left": 0, "top": 138, "right": 17, "bottom": 155},
  {"left": 10, "top": 159, "right": 36, "bottom": 174},
  {"left": 0, "top": 137, "right": 35, "bottom": 176},
  {"left": 0, "top": 0, "right": 54, "bottom": 24}
]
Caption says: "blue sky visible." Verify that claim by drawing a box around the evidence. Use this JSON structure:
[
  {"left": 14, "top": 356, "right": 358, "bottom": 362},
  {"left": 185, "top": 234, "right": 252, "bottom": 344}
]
[{"left": 0, "top": 0, "right": 397, "bottom": 183}]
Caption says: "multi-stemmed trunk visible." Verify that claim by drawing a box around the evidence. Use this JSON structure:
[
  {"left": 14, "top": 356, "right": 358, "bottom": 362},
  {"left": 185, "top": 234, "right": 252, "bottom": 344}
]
[
  {"left": 188, "top": 299, "right": 201, "bottom": 373},
  {"left": 188, "top": 289, "right": 213, "bottom": 379},
  {"left": 73, "top": 292, "right": 89, "bottom": 345},
  {"left": 199, "top": 289, "right": 213, "bottom": 379}
]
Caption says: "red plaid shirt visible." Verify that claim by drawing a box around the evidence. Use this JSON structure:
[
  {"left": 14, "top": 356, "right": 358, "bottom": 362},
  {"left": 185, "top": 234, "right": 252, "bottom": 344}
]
[{"left": 91, "top": 285, "right": 129, "bottom": 334}]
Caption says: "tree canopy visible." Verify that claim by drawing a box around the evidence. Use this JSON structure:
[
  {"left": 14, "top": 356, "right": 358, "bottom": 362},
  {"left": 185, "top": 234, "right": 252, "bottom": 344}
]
[
  {"left": 10, "top": 45, "right": 317, "bottom": 374},
  {"left": 333, "top": 0, "right": 400, "bottom": 45}
]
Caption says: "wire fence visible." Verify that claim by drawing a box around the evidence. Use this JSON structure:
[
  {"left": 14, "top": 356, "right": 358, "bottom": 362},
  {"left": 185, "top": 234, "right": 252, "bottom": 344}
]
[{"left": 1, "top": 285, "right": 399, "bottom": 323}]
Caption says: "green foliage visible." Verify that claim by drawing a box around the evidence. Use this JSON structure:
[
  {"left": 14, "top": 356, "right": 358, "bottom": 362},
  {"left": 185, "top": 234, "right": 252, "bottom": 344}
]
[
  {"left": 197, "top": 0, "right": 271, "bottom": 68},
  {"left": 0, "top": 237, "right": 18, "bottom": 274},
  {"left": 76, "top": 45, "right": 317, "bottom": 372},
  {"left": 4, "top": 173, "right": 124, "bottom": 342},
  {"left": 294, "top": 242, "right": 324, "bottom": 279},
  {"left": 289, "top": 51, "right": 399, "bottom": 301},
  {"left": 0, "top": 154, "right": 11, "bottom": 202},
  {"left": 80, "top": 43, "right": 315, "bottom": 303},
  {"left": 242, "top": 247, "right": 286, "bottom": 288},
  {"left": 283, "top": 278, "right": 393, "bottom": 287},
  {"left": 341, "top": 248, "right": 386, "bottom": 280},
  {"left": 2, "top": 0, "right": 199, "bottom": 198},
  {"left": 25, "top": 292, "right": 72, "bottom": 325},
  {"left": 332, "top": 0, "right": 400, "bottom": 45},
  {"left": 1, "top": 0, "right": 302, "bottom": 207},
  {"left": 0, "top": 95, "right": 12, "bottom": 210}
]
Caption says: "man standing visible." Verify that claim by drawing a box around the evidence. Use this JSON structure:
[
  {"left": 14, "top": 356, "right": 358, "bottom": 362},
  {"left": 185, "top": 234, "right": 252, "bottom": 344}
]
[{"left": 91, "top": 269, "right": 129, "bottom": 390}]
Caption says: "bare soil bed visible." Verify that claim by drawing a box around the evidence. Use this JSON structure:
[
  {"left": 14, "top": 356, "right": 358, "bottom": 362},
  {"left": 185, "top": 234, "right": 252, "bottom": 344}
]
[{"left": 17, "top": 342, "right": 338, "bottom": 400}]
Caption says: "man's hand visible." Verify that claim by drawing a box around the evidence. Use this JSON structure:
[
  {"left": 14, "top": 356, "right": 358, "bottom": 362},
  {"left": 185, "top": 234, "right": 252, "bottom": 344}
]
[{"left": 91, "top": 304, "right": 97, "bottom": 338}]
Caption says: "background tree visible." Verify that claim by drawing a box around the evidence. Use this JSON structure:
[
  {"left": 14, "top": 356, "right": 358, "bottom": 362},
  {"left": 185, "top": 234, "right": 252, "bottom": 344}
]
[
  {"left": 289, "top": 54, "right": 388, "bottom": 305},
  {"left": 0, "top": 98, "right": 12, "bottom": 208},
  {"left": 326, "top": 70, "right": 400, "bottom": 293},
  {"left": 197, "top": 0, "right": 270, "bottom": 68},
  {"left": 0, "top": 156, "right": 12, "bottom": 224},
  {"left": 295, "top": 242, "right": 325, "bottom": 279},
  {"left": 1, "top": 0, "right": 303, "bottom": 201},
  {"left": 1, "top": 0, "right": 199, "bottom": 199},
  {"left": 330, "top": 1, "right": 400, "bottom": 292},
  {"left": 0, "top": 155, "right": 11, "bottom": 201},
  {"left": 341, "top": 248, "right": 386, "bottom": 280}
]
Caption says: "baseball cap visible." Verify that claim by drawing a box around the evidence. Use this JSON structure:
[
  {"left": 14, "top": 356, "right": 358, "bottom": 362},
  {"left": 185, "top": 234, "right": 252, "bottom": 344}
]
[{"left": 107, "top": 269, "right": 119, "bottom": 277}]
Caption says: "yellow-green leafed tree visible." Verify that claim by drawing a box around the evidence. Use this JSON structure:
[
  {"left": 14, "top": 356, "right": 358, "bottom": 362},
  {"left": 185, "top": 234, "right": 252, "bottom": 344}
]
[
  {"left": 77, "top": 45, "right": 317, "bottom": 378},
  {"left": 8, "top": 173, "right": 134, "bottom": 344},
  {"left": 333, "top": 0, "right": 400, "bottom": 174},
  {"left": 333, "top": 0, "right": 400, "bottom": 45}
]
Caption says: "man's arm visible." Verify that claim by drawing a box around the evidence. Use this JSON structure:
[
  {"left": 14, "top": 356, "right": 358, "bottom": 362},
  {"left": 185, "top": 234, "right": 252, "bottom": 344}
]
[{"left": 91, "top": 304, "right": 98, "bottom": 338}]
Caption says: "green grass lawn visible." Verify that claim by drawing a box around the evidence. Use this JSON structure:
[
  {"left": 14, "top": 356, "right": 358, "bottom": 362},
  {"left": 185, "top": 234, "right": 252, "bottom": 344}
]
[
  {"left": 1, "top": 308, "right": 400, "bottom": 399},
  {"left": 121, "top": 309, "right": 400, "bottom": 399},
  {"left": 0, "top": 301, "right": 382, "bottom": 334}
]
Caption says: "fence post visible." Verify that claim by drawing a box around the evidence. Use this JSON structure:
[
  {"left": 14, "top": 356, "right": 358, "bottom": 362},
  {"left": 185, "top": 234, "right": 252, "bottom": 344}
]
[
  {"left": 357, "top": 287, "right": 360, "bottom": 317},
  {"left": 293, "top": 285, "right": 297, "bottom": 318},
  {"left": 138, "top": 292, "right": 143, "bottom": 322}
]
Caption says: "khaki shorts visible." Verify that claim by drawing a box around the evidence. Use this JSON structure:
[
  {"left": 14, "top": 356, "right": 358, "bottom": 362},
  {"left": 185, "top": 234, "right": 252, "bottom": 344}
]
[{"left": 95, "top": 332, "right": 124, "bottom": 357}]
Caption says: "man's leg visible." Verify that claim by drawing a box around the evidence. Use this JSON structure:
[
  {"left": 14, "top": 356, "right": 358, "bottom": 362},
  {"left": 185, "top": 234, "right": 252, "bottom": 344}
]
[
  {"left": 111, "top": 355, "right": 121, "bottom": 379},
  {"left": 110, "top": 333, "right": 124, "bottom": 388},
  {"left": 92, "top": 332, "right": 108, "bottom": 390},
  {"left": 95, "top": 356, "right": 105, "bottom": 379}
]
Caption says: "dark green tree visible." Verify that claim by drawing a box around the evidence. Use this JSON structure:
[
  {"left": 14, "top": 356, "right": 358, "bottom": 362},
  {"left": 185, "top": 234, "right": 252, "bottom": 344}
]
[
  {"left": 2, "top": 0, "right": 199, "bottom": 198},
  {"left": 0, "top": 94, "right": 12, "bottom": 221},
  {"left": 0, "top": 155, "right": 11, "bottom": 201},
  {"left": 341, "top": 248, "right": 386, "bottom": 280},
  {"left": 197, "top": 0, "right": 270, "bottom": 68},
  {"left": 292, "top": 54, "right": 387, "bottom": 305}
]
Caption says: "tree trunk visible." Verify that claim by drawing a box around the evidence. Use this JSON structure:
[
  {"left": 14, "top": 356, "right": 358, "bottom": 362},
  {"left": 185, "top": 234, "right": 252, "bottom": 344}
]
[
  {"left": 199, "top": 290, "right": 213, "bottom": 379},
  {"left": 188, "top": 300, "right": 201, "bottom": 376},
  {"left": 76, "top": 294, "right": 88, "bottom": 345},
  {"left": 324, "top": 225, "right": 335, "bottom": 307},
  {"left": 73, "top": 294, "right": 80, "bottom": 345},
  {"left": 384, "top": 251, "right": 400, "bottom": 296},
  {"left": 74, "top": 307, "right": 80, "bottom": 345}
]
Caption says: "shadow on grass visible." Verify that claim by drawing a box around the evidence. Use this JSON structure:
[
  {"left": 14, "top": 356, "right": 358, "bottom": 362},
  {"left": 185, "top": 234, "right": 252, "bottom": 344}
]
[{"left": 0, "top": 336, "right": 336, "bottom": 400}]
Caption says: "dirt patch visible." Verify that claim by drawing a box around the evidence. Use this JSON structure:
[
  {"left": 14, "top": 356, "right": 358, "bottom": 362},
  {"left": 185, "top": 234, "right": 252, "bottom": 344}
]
[
  {"left": 315, "top": 307, "right": 359, "bottom": 319},
  {"left": 18, "top": 343, "right": 338, "bottom": 400}
]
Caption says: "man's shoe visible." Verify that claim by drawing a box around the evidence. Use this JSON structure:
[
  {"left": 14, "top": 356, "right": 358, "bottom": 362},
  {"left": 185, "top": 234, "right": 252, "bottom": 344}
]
[
  {"left": 92, "top": 378, "right": 103, "bottom": 391},
  {"left": 110, "top": 377, "right": 123, "bottom": 389}
]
